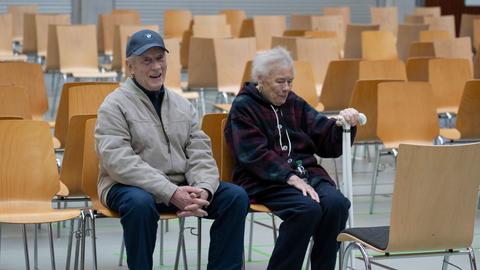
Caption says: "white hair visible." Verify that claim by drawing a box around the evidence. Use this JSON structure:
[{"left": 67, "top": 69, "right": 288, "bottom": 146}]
[{"left": 251, "top": 47, "right": 294, "bottom": 82}]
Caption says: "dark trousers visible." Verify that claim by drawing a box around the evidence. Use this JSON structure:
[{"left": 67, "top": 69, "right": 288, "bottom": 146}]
[
  {"left": 258, "top": 179, "right": 350, "bottom": 270},
  {"left": 107, "top": 181, "right": 249, "bottom": 270}
]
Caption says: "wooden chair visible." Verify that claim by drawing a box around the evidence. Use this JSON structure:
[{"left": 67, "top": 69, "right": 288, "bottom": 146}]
[
  {"left": 164, "top": 9, "right": 192, "bottom": 38},
  {"left": 370, "top": 7, "right": 398, "bottom": 36},
  {"left": 111, "top": 24, "right": 159, "bottom": 74},
  {"left": 413, "top": 6, "right": 441, "bottom": 17},
  {"left": 338, "top": 142, "right": 480, "bottom": 270},
  {"left": 407, "top": 58, "right": 473, "bottom": 114},
  {"left": 220, "top": 9, "right": 246, "bottom": 38},
  {"left": 0, "top": 62, "right": 49, "bottom": 122},
  {"left": 80, "top": 118, "right": 188, "bottom": 269},
  {"left": 425, "top": 15, "right": 455, "bottom": 38},
  {"left": 408, "top": 41, "right": 435, "bottom": 58},
  {"left": 320, "top": 59, "right": 360, "bottom": 112},
  {"left": 192, "top": 24, "right": 232, "bottom": 38},
  {"left": 97, "top": 12, "right": 141, "bottom": 56},
  {"left": 359, "top": 59, "right": 407, "bottom": 80},
  {"left": 404, "top": 14, "right": 429, "bottom": 24},
  {"left": 361, "top": 31, "right": 398, "bottom": 60},
  {"left": 344, "top": 24, "right": 380, "bottom": 59},
  {"left": 441, "top": 80, "right": 480, "bottom": 142},
  {"left": 396, "top": 24, "right": 429, "bottom": 61},
  {"left": 201, "top": 113, "right": 228, "bottom": 169},
  {"left": 30, "top": 14, "right": 70, "bottom": 60},
  {"left": 433, "top": 37, "right": 474, "bottom": 70},
  {"left": 220, "top": 118, "right": 278, "bottom": 262},
  {"left": 0, "top": 85, "right": 31, "bottom": 120},
  {"left": 54, "top": 82, "right": 118, "bottom": 148},
  {"left": 271, "top": 36, "right": 339, "bottom": 94},
  {"left": 0, "top": 14, "right": 28, "bottom": 61},
  {"left": 460, "top": 14, "right": 480, "bottom": 47},
  {"left": 7, "top": 4, "right": 38, "bottom": 44},
  {"left": 419, "top": 29, "right": 451, "bottom": 42},
  {"left": 323, "top": 6, "right": 351, "bottom": 27},
  {"left": 240, "top": 16, "right": 286, "bottom": 51},
  {"left": 0, "top": 120, "right": 82, "bottom": 270}
]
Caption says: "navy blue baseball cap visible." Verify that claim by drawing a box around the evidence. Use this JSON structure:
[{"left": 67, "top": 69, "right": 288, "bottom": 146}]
[{"left": 126, "top": 29, "right": 169, "bottom": 57}]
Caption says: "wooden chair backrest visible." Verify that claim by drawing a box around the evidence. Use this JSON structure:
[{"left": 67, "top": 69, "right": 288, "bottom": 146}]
[
  {"left": 344, "top": 24, "right": 380, "bottom": 59},
  {"left": 377, "top": 82, "right": 439, "bottom": 148},
  {"left": 473, "top": 19, "right": 480, "bottom": 51},
  {"left": 271, "top": 36, "right": 339, "bottom": 92},
  {"left": 35, "top": 14, "right": 70, "bottom": 57},
  {"left": 239, "top": 18, "right": 255, "bottom": 38},
  {"left": 164, "top": 9, "right": 192, "bottom": 38},
  {"left": 419, "top": 30, "right": 451, "bottom": 42},
  {"left": 201, "top": 113, "right": 228, "bottom": 170},
  {"left": 194, "top": 14, "right": 227, "bottom": 26},
  {"left": 0, "top": 62, "right": 48, "bottom": 119},
  {"left": 0, "top": 14, "right": 13, "bottom": 56},
  {"left": 7, "top": 4, "right": 38, "bottom": 42},
  {"left": 164, "top": 38, "right": 182, "bottom": 92},
  {"left": 46, "top": 24, "right": 61, "bottom": 71},
  {"left": 320, "top": 59, "right": 360, "bottom": 111},
  {"left": 460, "top": 14, "right": 480, "bottom": 48},
  {"left": 252, "top": 16, "right": 286, "bottom": 51},
  {"left": 220, "top": 9, "right": 246, "bottom": 38},
  {"left": 54, "top": 82, "right": 118, "bottom": 147},
  {"left": 370, "top": 7, "right": 398, "bottom": 35},
  {"left": 0, "top": 120, "right": 59, "bottom": 202},
  {"left": 408, "top": 41, "right": 435, "bottom": 58},
  {"left": 456, "top": 80, "right": 480, "bottom": 139},
  {"left": 433, "top": 37, "right": 473, "bottom": 72},
  {"left": 361, "top": 31, "right": 398, "bottom": 60},
  {"left": 0, "top": 85, "right": 32, "bottom": 120},
  {"left": 291, "top": 61, "right": 319, "bottom": 108},
  {"left": 283, "top": 30, "right": 307, "bottom": 37},
  {"left": 406, "top": 57, "right": 432, "bottom": 82},
  {"left": 404, "top": 15, "right": 428, "bottom": 24},
  {"left": 111, "top": 24, "right": 159, "bottom": 73},
  {"left": 429, "top": 58, "right": 472, "bottom": 112},
  {"left": 359, "top": 59, "right": 407, "bottom": 80},
  {"left": 397, "top": 24, "right": 429, "bottom": 61},
  {"left": 81, "top": 117, "right": 107, "bottom": 212},
  {"left": 387, "top": 142, "right": 480, "bottom": 252},
  {"left": 192, "top": 24, "right": 232, "bottom": 38},
  {"left": 413, "top": 7, "right": 441, "bottom": 17},
  {"left": 56, "top": 24, "right": 98, "bottom": 73},
  {"left": 22, "top": 13, "right": 37, "bottom": 54},
  {"left": 425, "top": 15, "right": 455, "bottom": 38},
  {"left": 350, "top": 80, "right": 401, "bottom": 142},
  {"left": 98, "top": 12, "right": 141, "bottom": 55},
  {"left": 220, "top": 118, "right": 235, "bottom": 182},
  {"left": 60, "top": 114, "right": 97, "bottom": 197},
  {"left": 323, "top": 6, "right": 351, "bottom": 27}
]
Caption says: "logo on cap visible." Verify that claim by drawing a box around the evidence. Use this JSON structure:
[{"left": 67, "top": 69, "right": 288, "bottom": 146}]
[{"left": 145, "top": 33, "right": 152, "bottom": 39}]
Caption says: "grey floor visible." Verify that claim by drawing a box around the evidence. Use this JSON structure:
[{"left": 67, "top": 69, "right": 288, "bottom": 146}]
[{"left": 1, "top": 73, "right": 479, "bottom": 270}]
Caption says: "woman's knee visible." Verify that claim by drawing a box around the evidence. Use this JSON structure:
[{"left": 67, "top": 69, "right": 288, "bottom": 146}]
[{"left": 321, "top": 191, "right": 350, "bottom": 218}]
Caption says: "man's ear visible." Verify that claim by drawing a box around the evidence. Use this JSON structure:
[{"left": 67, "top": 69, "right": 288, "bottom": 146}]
[{"left": 126, "top": 59, "right": 135, "bottom": 77}]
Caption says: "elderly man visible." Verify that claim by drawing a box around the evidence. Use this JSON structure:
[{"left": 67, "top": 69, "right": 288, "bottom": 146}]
[{"left": 95, "top": 29, "right": 249, "bottom": 270}]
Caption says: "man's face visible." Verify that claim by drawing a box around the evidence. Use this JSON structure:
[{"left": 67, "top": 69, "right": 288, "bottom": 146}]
[{"left": 128, "top": 47, "right": 167, "bottom": 91}]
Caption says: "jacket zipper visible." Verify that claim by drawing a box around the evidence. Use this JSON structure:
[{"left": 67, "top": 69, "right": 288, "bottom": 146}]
[{"left": 158, "top": 111, "right": 171, "bottom": 154}]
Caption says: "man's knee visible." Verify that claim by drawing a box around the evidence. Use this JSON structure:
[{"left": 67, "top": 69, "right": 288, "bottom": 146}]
[
  {"left": 119, "top": 187, "right": 157, "bottom": 216},
  {"left": 218, "top": 183, "right": 249, "bottom": 214}
]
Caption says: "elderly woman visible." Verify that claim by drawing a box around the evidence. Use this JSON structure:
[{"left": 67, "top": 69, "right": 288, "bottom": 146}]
[{"left": 224, "top": 47, "right": 359, "bottom": 270}]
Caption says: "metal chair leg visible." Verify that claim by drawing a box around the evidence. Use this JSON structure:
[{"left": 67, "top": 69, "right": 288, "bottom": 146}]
[
  {"left": 248, "top": 213, "right": 254, "bottom": 261},
  {"left": 22, "top": 224, "right": 31, "bottom": 270},
  {"left": 65, "top": 219, "right": 75, "bottom": 270},
  {"left": 468, "top": 247, "right": 478, "bottom": 270},
  {"left": 197, "top": 217, "right": 202, "bottom": 270},
  {"left": 0, "top": 224, "right": 2, "bottom": 263},
  {"left": 34, "top": 223, "right": 38, "bottom": 269},
  {"left": 181, "top": 230, "right": 188, "bottom": 270},
  {"left": 79, "top": 211, "right": 86, "bottom": 270},
  {"left": 342, "top": 242, "right": 372, "bottom": 270},
  {"left": 160, "top": 220, "right": 165, "bottom": 266},
  {"left": 73, "top": 216, "right": 82, "bottom": 270},
  {"left": 369, "top": 144, "right": 381, "bottom": 214},
  {"left": 271, "top": 214, "right": 278, "bottom": 241},
  {"left": 118, "top": 238, "right": 125, "bottom": 266},
  {"left": 174, "top": 218, "right": 186, "bottom": 270},
  {"left": 88, "top": 210, "right": 98, "bottom": 270},
  {"left": 48, "top": 223, "right": 57, "bottom": 270},
  {"left": 304, "top": 238, "right": 313, "bottom": 270}
]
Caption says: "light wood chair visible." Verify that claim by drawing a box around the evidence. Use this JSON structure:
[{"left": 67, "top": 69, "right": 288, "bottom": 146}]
[
  {"left": 0, "top": 14, "right": 28, "bottom": 61},
  {"left": 7, "top": 4, "right": 38, "bottom": 45},
  {"left": 220, "top": 118, "right": 278, "bottom": 262},
  {"left": 397, "top": 24, "right": 429, "bottom": 61},
  {"left": 344, "top": 24, "right": 380, "bottom": 59},
  {"left": 338, "top": 142, "right": 480, "bottom": 270},
  {"left": 0, "top": 62, "right": 50, "bottom": 122},
  {"left": 240, "top": 16, "right": 286, "bottom": 51},
  {"left": 0, "top": 120, "right": 82, "bottom": 270},
  {"left": 413, "top": 6, "right": 441, "bottom": 17},
  {"left": 361, "top": 31, "right": 398, "bottom": 60},
  {"left": 359, "top": 59, "right": 407, "bottom": 80},
  {"left": 323, "top": 6, "right": 351, "bottom": 27},
  {"left": 27, "top": 14, "right": 70, "bottom": 61},
  {"left": 201, "top": 113, "right": 228, "bottom": 169},
  {"left": 419, "top": 29, "right": 451, "bottom": 42},
  {"left": 80, "top": 118, "right": 188, "bottom": 269},
  {"left": 425, "top": 15, "right": 456, "bottom": 38},
  {"left": 441, "top": 80, "right": 480, "bottom": 142},
  {"left": 406, "top": 58, "right": 473, "bottom": 114},
  {"left": 460, "top": 14, "right": 480, "bottom": 48},
  {"left": 192, "top": 24, "right": 232, "bottom": 38},
  {"left": 291, "top": 61, "right": 324, "bottom": 111},
  {"left": 54, "top": 82, "right": 118, "bottom": 148},
  {"left": 408, "top": 41, "right": 435, "bottom": 58},
  {"left": 164, "top": 9, "right": 192, "bottom": 38},
  {"left": 0, "top": 85, "right": 31, "bottom": 120},
  {"left": 370, "top": 7, "right": 398, "bottom": 36},
  {"left": 433, "top": 37, "right": 474, "bottom": 71},
  {"left": 404, "top": 14, "right": 429, "bottom": 24},
  {"left": 97, "top": 12, "right": 141, "bottom": 56},
  {"left": 111, "top": 24, "right": 159, "bottom": 74},
  {"left": 271, "top": 36, "right": 339, "bottom": 94},
  {"left": 220, "top": 9, "right": 246, "bottom": 38}
]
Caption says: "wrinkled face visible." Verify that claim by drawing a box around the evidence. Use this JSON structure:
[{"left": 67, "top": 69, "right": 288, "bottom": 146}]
[
  {"left": 258, "top": 67, "right": 294, "bottom": 106},
  {"left": 127, "top": 47, "right": 167, "bottom": 91}
]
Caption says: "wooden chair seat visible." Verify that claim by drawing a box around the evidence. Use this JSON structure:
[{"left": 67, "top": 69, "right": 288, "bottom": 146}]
[
  {"left": 58, "top": 181, "right": 69, "bottom": 197},
  {"left": 439, "top": 128, "right": 462, "bottom": 140},
  {"left": 0, "top": 204, "right": 80, "bottom": 224},
  {"left": 250, "top": 203, "right": 272, "bottom": 213},
  {"left": 0, "top": 55, "right": 28, "bottom": 61},
  {"left": 214, "top": 103, "right": 232, "bottom": 112}
]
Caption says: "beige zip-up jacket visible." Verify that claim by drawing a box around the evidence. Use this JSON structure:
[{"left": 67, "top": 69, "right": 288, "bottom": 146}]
[{"left": 95, "top": 78, "right": 219, "bottom": 207}]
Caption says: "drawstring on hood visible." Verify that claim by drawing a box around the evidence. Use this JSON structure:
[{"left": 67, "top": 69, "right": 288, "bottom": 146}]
[{"left": 270, "top": 104, "right": 292, "bottom": 157}]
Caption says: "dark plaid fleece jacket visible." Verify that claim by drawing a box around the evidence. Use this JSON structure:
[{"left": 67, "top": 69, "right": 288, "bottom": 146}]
[{"left": 224, "top": 82, "right": 356, "bottom": 198}]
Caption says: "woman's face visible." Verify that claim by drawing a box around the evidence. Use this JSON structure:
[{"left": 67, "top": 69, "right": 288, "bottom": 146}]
[{"left": 259, "top": 67, "right": 294, "bottom": 106}]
